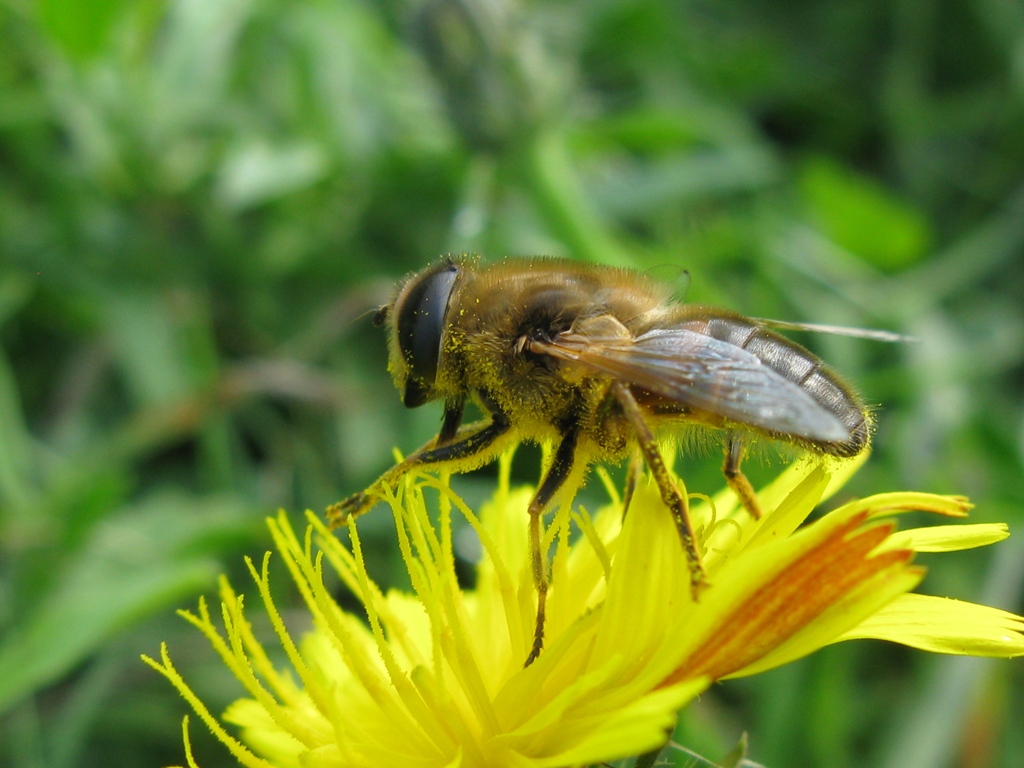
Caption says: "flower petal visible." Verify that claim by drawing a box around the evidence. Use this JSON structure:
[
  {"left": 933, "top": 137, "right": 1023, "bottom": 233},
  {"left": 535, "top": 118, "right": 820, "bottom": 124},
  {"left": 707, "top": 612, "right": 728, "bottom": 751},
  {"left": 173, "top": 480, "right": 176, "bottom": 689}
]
[
  {"left": 149, "top": 451, "right": 1024, "bottom": 768},
  {"left": 529, "top": 679, "right": 706, "bottom": 767},
  {"left": 839, "top": 593, "right": 1024, "bottom": 656},
  {"left": 888, "top": 523, "right": 1009, "bottom": 552},
  {"left": 664, "top": 510, "right": 918, "bottom": 684}
]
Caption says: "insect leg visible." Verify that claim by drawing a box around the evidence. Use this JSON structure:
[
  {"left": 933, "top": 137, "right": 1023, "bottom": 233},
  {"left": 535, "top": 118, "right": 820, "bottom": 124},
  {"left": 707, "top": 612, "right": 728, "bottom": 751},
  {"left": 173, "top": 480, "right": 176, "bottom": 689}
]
[
  {"left": 326, "top": 413, "right": 512, "bottom": 527},
  {"left": 436, "top": 398, "right": 466, "bottom": 445},
  {"left": 524, "top": 424, "right": 580, "bottom": 667},
  {"left": 611, "top": 382, "right": 707, "bottom": 598},
  {"left": 621, "top": 451, "right": 644, "bottom": 519},
  {"left": 723, "top": 436, "right": 763, "bottom": 519}
]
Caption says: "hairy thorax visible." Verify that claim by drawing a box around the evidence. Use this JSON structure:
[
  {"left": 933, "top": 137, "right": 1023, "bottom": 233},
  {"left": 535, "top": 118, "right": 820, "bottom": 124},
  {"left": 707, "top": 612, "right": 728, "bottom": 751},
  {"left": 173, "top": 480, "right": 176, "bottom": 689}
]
[{"left": 437, "top": 260, "right": 669, "bottom": 452}]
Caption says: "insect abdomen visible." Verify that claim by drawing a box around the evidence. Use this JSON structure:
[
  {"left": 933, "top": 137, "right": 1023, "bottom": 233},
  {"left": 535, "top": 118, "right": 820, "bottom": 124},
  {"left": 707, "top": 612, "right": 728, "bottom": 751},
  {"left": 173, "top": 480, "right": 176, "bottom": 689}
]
[{"left": 686, "top": 313, "right": 869, "bottom": 456}]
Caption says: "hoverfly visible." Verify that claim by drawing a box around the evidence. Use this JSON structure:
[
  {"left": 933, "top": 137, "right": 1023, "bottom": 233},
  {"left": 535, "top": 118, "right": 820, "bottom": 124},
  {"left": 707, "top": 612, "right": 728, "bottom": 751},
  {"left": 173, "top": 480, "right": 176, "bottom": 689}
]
[{"left": 328, "top": 256, "right": 871, "bottom": 665}]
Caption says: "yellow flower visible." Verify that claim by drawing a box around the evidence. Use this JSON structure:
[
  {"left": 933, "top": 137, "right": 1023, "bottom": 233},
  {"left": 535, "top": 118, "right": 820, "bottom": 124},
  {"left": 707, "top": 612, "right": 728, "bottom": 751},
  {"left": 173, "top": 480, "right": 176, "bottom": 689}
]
[{"left": 144, "top": 453, "right": 1024, "bottom": 767}]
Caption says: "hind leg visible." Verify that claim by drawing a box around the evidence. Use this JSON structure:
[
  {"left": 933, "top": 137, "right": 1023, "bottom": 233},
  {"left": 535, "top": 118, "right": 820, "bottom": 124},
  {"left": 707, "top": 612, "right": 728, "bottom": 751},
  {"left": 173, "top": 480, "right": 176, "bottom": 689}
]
[
  {"left": 612, "top": 382, "right": 707, "bottom": 598},
  {"left": 723, "top": 435, "right": 763, "bottom": 519}
]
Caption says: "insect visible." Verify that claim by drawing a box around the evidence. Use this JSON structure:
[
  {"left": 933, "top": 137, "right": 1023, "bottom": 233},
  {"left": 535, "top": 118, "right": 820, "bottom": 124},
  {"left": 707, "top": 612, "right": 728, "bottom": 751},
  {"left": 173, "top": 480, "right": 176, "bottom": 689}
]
[{"left": 328, "top": 255, "right": 871, "bottom": 665}]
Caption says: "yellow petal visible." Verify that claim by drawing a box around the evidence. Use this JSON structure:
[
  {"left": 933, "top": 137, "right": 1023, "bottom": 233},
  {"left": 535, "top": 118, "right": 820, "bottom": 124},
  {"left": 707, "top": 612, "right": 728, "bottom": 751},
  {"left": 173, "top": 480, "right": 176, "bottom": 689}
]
[
  {"left": 839, "top": 593, "right": 1024, "bottom": 656},
  {"left": 887, "top": 522, "right": 1009, "bottom": 552},
  {"left": 529, "top": 679, "right": 706, "bottom": 767},
  {"left": 841, "top": 491, "right": 972, "bottom": 519},
  {"left": 663, "top": 510, "right": 917, "bottom": 684}
]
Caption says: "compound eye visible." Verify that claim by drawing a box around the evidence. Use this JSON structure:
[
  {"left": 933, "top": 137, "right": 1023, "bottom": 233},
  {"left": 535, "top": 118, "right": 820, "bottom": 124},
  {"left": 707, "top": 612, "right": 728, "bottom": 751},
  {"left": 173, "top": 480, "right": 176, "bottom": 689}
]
[{"left": 395, "top": 263, "right": 458, "bottom": 407}]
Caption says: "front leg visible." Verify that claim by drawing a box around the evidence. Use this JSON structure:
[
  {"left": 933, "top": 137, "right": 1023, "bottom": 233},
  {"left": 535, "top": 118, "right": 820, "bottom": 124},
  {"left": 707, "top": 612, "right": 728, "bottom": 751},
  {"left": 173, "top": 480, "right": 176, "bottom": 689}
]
[
  {"left": 437, "top": 398, "right": 466, "bottom": 445},
  {"left": 326, "top": 410, "right": 512, "bottom": 528}
]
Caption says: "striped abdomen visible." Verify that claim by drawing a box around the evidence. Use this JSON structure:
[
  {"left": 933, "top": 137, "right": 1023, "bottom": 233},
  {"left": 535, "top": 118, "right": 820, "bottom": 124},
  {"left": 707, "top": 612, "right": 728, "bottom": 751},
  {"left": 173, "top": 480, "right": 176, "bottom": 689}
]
[{"left": 679, "top": 311, "right": 870, "bottom": 457}]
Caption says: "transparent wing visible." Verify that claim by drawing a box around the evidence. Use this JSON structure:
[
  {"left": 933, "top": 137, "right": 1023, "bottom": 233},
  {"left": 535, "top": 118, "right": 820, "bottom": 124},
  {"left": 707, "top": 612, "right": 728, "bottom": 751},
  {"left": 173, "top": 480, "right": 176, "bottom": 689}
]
[{"left": 533, "top": 325, "right": 849, "bottom": 442}]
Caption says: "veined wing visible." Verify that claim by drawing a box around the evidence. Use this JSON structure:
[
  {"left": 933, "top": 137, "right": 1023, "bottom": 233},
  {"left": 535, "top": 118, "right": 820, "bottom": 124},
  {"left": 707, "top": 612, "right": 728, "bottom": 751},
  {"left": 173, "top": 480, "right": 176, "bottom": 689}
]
[{"left": 532, "top": 325, "right": 850, "bottom": 442}]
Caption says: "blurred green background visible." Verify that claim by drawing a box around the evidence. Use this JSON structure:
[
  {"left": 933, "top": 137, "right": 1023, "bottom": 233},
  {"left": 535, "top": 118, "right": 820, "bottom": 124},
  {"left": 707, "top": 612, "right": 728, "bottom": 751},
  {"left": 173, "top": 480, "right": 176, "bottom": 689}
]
[{"left": 2, "top": 0, "right": 1023, "bottom": 766}]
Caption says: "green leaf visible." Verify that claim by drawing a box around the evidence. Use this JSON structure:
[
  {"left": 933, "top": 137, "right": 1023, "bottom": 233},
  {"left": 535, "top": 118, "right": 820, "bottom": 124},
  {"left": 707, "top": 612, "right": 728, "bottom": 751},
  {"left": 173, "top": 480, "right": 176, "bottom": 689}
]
[
  {"left": 0, "top": 492, "right": 252, "bottom": 714},
  {"left": 36, "top": 0, "right": 126, "bottom": 60},
  {"left": 799, "top": 156, "right": 931, "bottom": 271}
]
